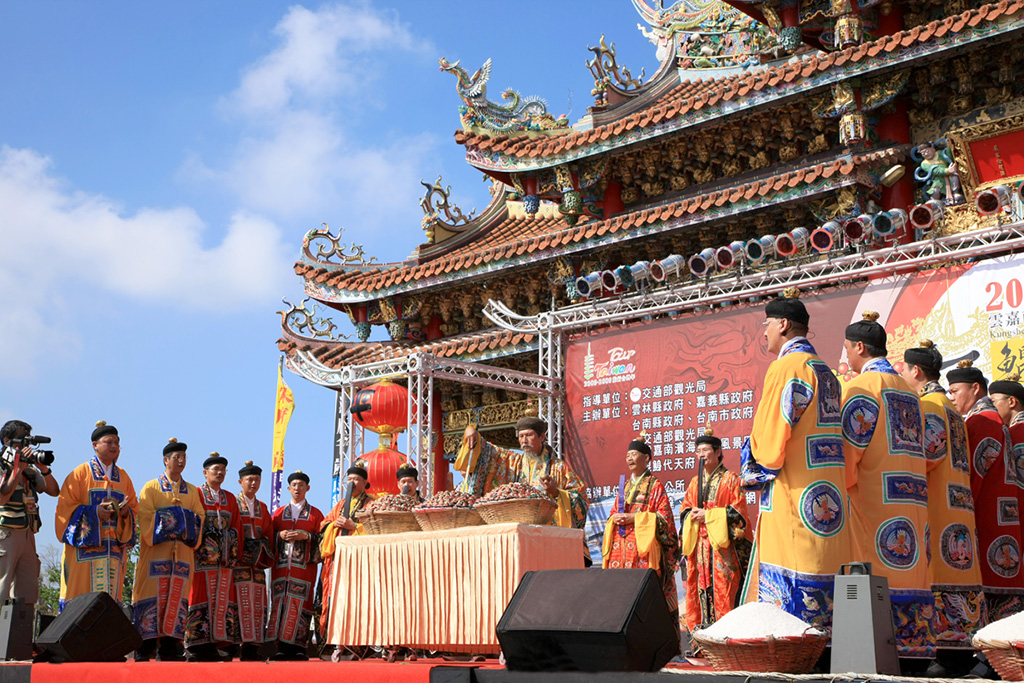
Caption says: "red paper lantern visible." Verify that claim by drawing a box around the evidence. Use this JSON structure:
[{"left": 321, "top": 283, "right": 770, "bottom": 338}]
[
  {"left": 351, "top": 378, "right": 409, "bottom": 436},
  {"left": 358, "top": 445, "right": 407, "bottom": 495}
]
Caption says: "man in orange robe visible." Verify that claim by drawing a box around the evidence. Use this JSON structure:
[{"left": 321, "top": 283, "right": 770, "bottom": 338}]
[
  {"left": 841, "top": 313, "right": 934, "bottom": 659},
  {"left": 679, "top": 431, "right": 750, "bottom": 632},
  {"left": 318, "top": 464, "right": 374, "bottom": 638},
  {"left": 602, "top": 435, "right": 681, "bottom": 618},
  {"left": 901, "top": 342, "right": 985, "bottom": 675},
  {"left": 742, "top": 292, "right": 851, "bottom": 630}
]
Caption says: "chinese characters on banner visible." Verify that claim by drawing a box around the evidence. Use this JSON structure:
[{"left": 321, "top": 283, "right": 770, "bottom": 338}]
[{"left": 561, "top": 251, "right": 1024, "bottom": 558}]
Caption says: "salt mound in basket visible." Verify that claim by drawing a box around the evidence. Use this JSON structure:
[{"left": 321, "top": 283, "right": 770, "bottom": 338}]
[
  {"left": 695, "top": 602, "right": 823, "bottom": 644},
  {"left": 973, "top": 610, "right": 1024, "bottom": 680},
  {"left": 975, "top": 610, "right": 1024, "bottom": 642},
  {"left": 692, "top": 602, "right": 827, "bottom": 674}
]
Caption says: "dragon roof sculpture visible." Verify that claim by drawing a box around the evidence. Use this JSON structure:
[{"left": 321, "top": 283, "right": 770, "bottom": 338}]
[{"left": 439, "top": 57, "right": 570, "bottom": 135}]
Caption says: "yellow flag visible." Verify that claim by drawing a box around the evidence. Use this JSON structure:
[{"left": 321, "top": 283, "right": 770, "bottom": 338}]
[{"left": 271, "top": 362, "right": 294, "bottom": 511}]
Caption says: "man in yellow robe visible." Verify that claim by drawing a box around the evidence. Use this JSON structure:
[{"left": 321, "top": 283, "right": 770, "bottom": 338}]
[
  {"left": 54, "top": 420, "right": 138, "bottom": 610},
  {"left": 842, "top": 313, "right": 935, "bottom": 660},
  {"left": 901, "top": 341, "right": 985, "bottom": 675},
  {"left": 457, "top": 413, "right": 588, "bottom": 530},
  {"left": 742, "top": 291, "right": 851, "bottom": 630},
  {"left": 132, "top": 439, "right": 205, "bottom": 661}
]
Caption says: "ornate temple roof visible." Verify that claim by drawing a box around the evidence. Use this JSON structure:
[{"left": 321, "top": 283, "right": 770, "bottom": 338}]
[
  {"left": 278, "top": 321, "right": 537, "bottom": 371},
  {"left": 296, "top": 145, "right": 906, "bottom": 303},
  {"left": 453, "top": 0, "right": 1024, "bottom": 169}
]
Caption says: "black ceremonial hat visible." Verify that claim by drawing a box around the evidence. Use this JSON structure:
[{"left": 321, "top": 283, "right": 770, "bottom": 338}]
[
  {"left": 845, "top": 311, "right": 888, "bottom": 352},
  {"left": 990, "top": 377, "right": 1024, "bottom": 404},
  {"left": 947, "top": 359, "right": 988, "bottom": 388},
  {"left": 238, "top": 460, "right": 262, "bottom": 477},
  {"left": 396, "top": 463, "right": 418, "bottom": 480},
  {"left": 163, "top": 438, "right": 187, "bottom": 456},
  {"left": 91, "top": 420, "right": 118, "bottom": 442},
  {"left": 695, "top": 429, "right": 722, "bottom": 449},
  {"left": 203, "top": 452, "right": 228, "bottom": 468},
  {"left": 903, "top": 339, "right": 942, "bottom": 374},
  {"left": 287, "top": 470, "right": 309, "bottom": 485},
  {"left": 764, "top": 287, "right": 809, "bottom": 326},
  {"left": 627, "top": 433, "right": 652, "bottom": 456}
]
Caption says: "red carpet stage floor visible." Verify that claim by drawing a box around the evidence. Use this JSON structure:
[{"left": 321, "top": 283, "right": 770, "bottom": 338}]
[
  {"left": 0, "top": 659, "right": 718, "bottom": 683},
  {"left": 0, "top": 660, "right": 972, "bottom": 683}
]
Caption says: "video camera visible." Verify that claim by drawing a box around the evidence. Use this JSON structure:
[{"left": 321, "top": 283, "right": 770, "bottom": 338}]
[{"left": 1, "top": 435, "right": 55, "bottom": 470}]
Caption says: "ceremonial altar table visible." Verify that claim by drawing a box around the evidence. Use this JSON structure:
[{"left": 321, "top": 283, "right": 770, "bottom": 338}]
[{"left": 325, "top": 522, "right": 585, "bottom": 653}]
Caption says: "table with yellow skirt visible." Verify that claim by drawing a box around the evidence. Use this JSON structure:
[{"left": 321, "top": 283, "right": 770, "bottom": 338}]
[{"left": 325, "top": 522, "right": 585, "bottom": 654}]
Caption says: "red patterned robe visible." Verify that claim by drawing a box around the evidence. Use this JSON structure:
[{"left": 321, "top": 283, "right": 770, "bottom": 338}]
[
  {"left": 234, "top": 495, "right": 274, "bottom": 646},
  {"left": 680, "top": 464, "right": 751, "bottom": 632},
  {"left": 185, "top": 484, "right": 244, "bottom": 647},
  {"left": 601, "top": 471, "right": 681, "bottom": 615},
  {"left": 965, "top": 397, "right": 1023, "bottom": 621},
  {"left": 268, "top": 501, "right": 325, "bottom": 646}
]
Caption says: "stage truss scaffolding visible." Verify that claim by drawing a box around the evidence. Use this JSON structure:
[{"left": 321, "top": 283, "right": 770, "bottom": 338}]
[
  {"left": 483, "top": 220, "right": 1024, "bottom": 334},
  {"left": 286, "top": 351, "right": 559, "bottom": 500}
]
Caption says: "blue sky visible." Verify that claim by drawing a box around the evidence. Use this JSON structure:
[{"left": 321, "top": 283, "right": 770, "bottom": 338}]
[{"left": 0, "top": 2, "right": 659, "bottom": 537}]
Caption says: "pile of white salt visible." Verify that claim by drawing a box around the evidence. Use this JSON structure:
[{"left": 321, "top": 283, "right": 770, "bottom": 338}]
[
  {"left": 694, "top": 602, "right": 824, "bottom": 643},
  {"left": 976, "top": 610, "right": 1024, "bottom": 642}
]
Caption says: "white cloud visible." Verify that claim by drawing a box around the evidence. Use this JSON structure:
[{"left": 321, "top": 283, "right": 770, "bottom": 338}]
[
  {"left": 0, "top": 146, "right": 293, "bottom": 378},
  {"left": 227, "top": 3, "right": 421, "bottom": 116},
  {"left": 191, "top": 2, "right": 436, "bottom": 233}
]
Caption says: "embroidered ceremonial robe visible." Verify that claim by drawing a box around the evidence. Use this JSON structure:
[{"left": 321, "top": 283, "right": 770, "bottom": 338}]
[
  {"left": 842, "top": 357, "right": 935, "bottom": 658},
  {"left": 318, "top": 491, "right": 373, "bottom": 634},
  {"left": 132, "top": 476, "right": 204, "bottom": 640},
  {"left": 184, "top": 485, "right": 244, "bottom": 647},
  {"left": 268, "top": 501, "right": 325, "bottom": 646},
  {"left": 744, "top": 337, "right": 851, "bottom": 631},
  {"left": 920, "top": 384, "right": 987, "bottom": 649},
  {"left": 455, "top": 438, "right": 588, "bottom": 529},
  {"left": 233, "top": 495, "right": 274, "bottom": 645},
  {"left": 54, "top": 456, "right": 139, "bottom": 610},
  {"left": 601, "top": 471, "right": 681, "bottom": 615},
  {"left": 965, "top": 397, "right": 1023, "bottom": 620},
  {"left": 679, "top": 465, "right": 750, "bottom": 632}
]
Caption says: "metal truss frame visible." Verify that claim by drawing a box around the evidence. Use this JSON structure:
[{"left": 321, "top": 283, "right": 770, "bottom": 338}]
[
  {"left": 289, "top": 350, "right": 558, "bottom": 497},
  {"left": 483, "top": 221, "right": 1024, "bottom": 334}
]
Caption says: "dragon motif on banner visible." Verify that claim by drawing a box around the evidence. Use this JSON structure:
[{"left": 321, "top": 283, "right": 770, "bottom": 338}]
[
  {"left": 439, "top": 57, "right": 569, "bottom": 133},
  {"left": 634, "top": 0, "right": 783, "bottom": 68}
]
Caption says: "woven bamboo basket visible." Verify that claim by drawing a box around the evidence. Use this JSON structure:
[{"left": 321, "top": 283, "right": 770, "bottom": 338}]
[
  {"left": 413, "top": 506, "right": 484, "bottom": 532},
  {"left": 474, "top": 497, "right": 557, "bottom": 525},
  {"left": 974, "top": 636, "right": 1024, "bottom": 680},
  {"left": 690, "top": 630, "right": 828, "bottom": 673},
  {"left": 356, "top": 509, "right": 421, "bottom": 535}
]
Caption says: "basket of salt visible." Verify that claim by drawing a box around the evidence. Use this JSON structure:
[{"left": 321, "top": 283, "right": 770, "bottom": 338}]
[
  {"left": 974, "top": 611, "right": 1024, "bottom": 680},
  {"left": 691, "top": 602, "right": 828, "bottom": 673}
]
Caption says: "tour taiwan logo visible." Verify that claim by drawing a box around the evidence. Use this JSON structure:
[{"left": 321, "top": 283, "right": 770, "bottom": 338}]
[
  {"left": 798, "top": 481, "right": 844, "bottom": 537},
  {"left": 988, "top": 535, "right": 1021, "bottom": 578},
  {"left": 875, "top": 517, "right": 919, "bottom": 570},
  {"left": 581, "top": 343, "right": 637, "bottom": 388}
]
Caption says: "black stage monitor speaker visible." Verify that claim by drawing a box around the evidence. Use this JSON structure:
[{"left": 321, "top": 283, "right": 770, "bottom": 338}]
[
  {"left": 496, "top": 568, "right": 680, "bottom": 672},
  {"left": 0, "top": 599, "right": 34, "bottom": 660},
  {"left": 36, "top": 591, "right": 142, "bottom": 662}
]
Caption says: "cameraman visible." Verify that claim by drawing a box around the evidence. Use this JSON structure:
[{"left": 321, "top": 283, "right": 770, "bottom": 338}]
[{"left": 0, "top": 420, "right": 59, "bottom": 607}]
